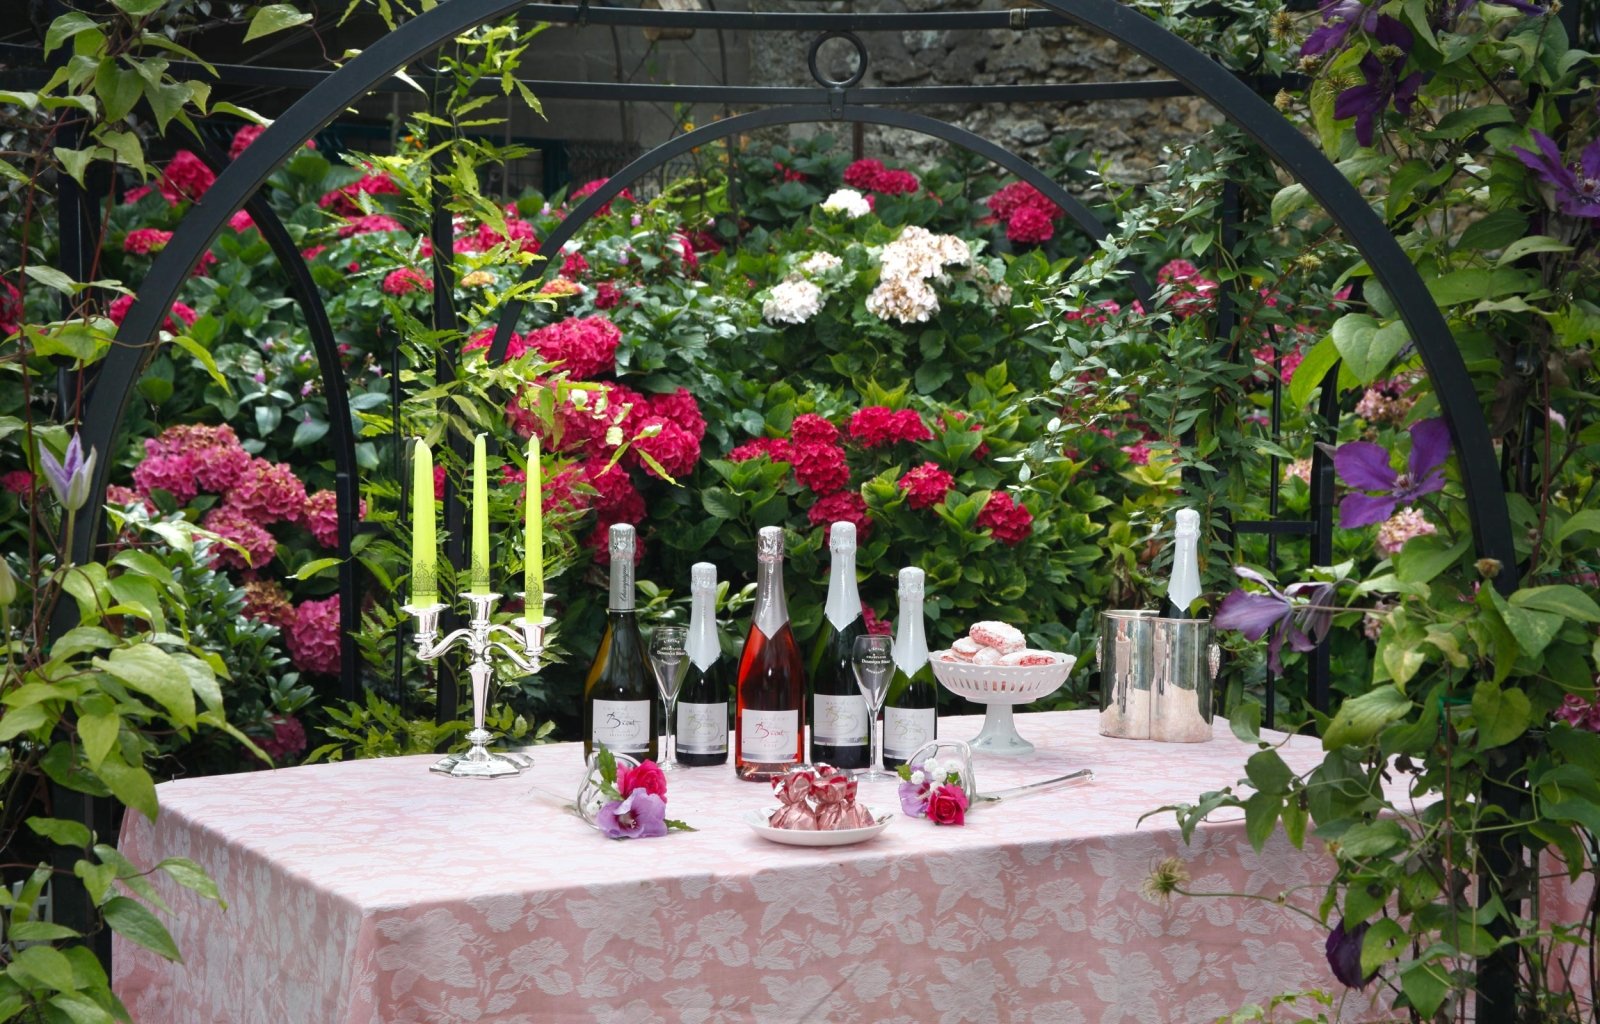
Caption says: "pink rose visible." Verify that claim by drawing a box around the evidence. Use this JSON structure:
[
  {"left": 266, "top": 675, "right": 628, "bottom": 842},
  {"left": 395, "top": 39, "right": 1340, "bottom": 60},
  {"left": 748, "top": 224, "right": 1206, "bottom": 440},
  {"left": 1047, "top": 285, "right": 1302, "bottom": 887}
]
[
  {"left": 618, "top": 760, "right": 667, "bottom": 800},
  {"left": 927, "top": 784, "right": 968, "bottom": 826}
]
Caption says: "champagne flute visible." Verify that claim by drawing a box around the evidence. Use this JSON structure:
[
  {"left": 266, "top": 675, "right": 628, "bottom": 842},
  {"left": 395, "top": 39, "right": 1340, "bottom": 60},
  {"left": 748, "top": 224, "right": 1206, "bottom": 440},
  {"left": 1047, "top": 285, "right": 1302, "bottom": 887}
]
[
  {"left": 851, "top": 634, "right": 896, "bottom": 782},
  {"left": 648, "top": 626, "right": 690, "bottom": 771}
]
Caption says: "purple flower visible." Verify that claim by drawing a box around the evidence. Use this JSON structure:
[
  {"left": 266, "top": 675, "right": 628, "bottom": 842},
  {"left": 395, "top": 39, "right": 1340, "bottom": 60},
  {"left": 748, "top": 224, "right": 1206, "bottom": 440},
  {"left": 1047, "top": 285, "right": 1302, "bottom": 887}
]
[
  {"left": 1333, "top": 17, "right": 1424, "bottom": 147},
  {"left": 596, "top": 789, "right": 668, "bottom": 839},
  {"left": 1325, "top": 919, "right": 1376, "bottom": 989},
  {"left": 1300, "top": 0, "right": 1379, "bottom": 57},
  {"left": 37, "top": 433, "right": 97, "bottom": 512},
  {"left": 1553, "top": 694, "right": 1600, "bottom": 731},
  {"left": 1213, "top": 567, "right": 1336, "bottom": 674},
  {"left": 1511, "top": 131, "right": 1600, "bottom": 220},
  {"left": 898, "top": 779, "right": 931, "bottom": 819},
  {"left": 1334, "top": 417, "right": 1451, "bottom": 528}
]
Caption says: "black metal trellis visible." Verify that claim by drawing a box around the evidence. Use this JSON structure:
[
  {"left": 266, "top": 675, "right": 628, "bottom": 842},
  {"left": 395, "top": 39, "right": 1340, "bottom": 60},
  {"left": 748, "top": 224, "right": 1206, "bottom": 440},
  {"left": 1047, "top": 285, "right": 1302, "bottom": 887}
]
[{"left": 35, "top": 0, "right": 1528, "bottom": 1007}]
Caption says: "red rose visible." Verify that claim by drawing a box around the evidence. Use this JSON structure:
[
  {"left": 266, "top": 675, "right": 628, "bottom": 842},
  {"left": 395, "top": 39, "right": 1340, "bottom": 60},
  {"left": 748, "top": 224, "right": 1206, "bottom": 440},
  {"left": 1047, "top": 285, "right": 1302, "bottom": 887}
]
[
  {"left": 927, "top": 784, "right": 968, "bottom": 826},
  {"left": 618, "top": 761, "right": 668, "bottom": 800}
]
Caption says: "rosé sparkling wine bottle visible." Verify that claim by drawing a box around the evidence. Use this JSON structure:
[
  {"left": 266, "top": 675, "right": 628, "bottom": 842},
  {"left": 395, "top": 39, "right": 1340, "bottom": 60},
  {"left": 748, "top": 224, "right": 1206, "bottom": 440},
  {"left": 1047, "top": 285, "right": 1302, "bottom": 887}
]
[
  {"left": 735, "top": 527, "right": 807, "bottom": 781},
  {"left": 581, "top": 524, "right": 658, "bottom": 762}
]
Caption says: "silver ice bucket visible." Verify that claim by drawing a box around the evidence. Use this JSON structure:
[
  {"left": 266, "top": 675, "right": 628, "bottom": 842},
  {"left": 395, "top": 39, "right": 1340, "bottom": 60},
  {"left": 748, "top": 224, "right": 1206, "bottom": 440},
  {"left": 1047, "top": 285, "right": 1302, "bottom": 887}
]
[
  {"left": 1097, "top": 610, "right": 1158, "bottom": 739},
  {"left": 1149, "top": 617, "right": 1220, "bottom": 743}
]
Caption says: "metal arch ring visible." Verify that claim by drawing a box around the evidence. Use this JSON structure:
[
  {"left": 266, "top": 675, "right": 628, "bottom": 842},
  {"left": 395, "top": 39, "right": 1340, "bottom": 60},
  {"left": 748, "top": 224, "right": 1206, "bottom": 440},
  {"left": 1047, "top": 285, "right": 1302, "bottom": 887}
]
[{"left": 806, "top": 30, "right": 868, "bottom": 89}]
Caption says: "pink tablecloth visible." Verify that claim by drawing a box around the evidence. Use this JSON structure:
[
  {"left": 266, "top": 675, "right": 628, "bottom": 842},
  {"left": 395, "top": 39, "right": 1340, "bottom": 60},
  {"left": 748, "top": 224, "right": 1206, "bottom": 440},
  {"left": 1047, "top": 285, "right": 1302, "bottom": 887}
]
[{"left": 115, "top": 711, "right": 1390, "bottom": 1023}]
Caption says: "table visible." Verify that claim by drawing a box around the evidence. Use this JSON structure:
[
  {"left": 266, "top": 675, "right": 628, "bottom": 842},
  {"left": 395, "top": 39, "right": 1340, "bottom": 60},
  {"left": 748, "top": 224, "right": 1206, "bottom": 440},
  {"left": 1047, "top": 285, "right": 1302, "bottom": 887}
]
[{"left": 115, "top": 711, "right": 1391, "bottom": 1023}]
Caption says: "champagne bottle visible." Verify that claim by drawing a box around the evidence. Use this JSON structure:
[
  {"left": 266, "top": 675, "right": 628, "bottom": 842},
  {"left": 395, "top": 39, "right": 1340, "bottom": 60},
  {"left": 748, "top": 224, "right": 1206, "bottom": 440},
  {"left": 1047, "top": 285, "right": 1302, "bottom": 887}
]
[
  {"left": 735, "top": 526, "right": 806, "bottom": 781},
  {"left": 676, "top": 561, "right": 730, "bottom": 767},
  {"left": 582, "top": 524, "right": 657, "bottom": 761},
  {"left": 807, "top": 522, "right": 869, "bottom": 770},
  {"left": 882, "top": 566, "right": 937, "bottom": 770},
  {"left": 1164, "top": 508, "right": 1202, "bottom": 619}
]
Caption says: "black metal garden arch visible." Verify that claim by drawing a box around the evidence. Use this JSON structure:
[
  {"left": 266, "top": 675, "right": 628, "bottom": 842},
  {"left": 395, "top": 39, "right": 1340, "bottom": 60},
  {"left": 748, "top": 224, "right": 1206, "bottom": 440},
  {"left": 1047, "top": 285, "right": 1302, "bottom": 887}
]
[{"left": 51, "top": 0, "right": 1534, "bottom": 1005}]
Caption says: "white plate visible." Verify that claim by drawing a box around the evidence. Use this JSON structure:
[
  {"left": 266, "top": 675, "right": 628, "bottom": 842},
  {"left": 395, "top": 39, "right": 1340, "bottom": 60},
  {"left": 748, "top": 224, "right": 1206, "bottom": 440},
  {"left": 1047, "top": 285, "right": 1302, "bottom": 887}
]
[{"left": 743, "top": 807, "right": 893, "bottom": 847}]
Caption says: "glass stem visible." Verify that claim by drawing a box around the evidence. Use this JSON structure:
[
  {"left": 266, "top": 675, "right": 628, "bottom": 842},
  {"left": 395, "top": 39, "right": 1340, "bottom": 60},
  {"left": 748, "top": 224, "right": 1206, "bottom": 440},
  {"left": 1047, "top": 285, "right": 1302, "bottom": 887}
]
[
  {"left": 870, "top": 705, "right": 882, "bottom": 772},
  {"left": 663, "top": 695, "right": 677, "bottom": 763}
]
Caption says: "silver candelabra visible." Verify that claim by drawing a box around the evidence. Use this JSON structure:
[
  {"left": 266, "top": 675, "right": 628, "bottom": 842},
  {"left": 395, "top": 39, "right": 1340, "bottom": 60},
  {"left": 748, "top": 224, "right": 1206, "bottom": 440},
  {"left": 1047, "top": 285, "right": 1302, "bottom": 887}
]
[{"left": 404, "top": 593, "right": 548, "bottom": 778}]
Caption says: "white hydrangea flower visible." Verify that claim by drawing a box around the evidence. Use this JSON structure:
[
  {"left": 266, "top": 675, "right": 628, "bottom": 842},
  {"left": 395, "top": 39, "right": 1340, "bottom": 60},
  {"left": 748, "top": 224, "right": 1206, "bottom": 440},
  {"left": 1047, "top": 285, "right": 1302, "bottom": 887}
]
[
  {"left": 910, "top": 770, "right": 926, "bottom": 785},
  {"left": 798, "top": 251, "right": 843, "bottom": 276},
  {"left": 761, "top": 276, "right": 824, "bottom": 325},
  {"left": 866, "top": 225, "right": 972, "bottom": 324},
  {"left": 865, "top": 274, "right": 940, "bottom": 324},
  {"left": 820, "top": 188, "right": 871, "bottom": 219}
]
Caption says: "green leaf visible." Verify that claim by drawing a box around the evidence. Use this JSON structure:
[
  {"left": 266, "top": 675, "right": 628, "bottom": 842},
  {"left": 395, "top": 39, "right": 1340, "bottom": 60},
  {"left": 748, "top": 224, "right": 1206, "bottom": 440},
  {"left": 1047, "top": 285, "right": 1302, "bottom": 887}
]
[
  {"left": 45, "top": 12, "right": 99, "bottom": 55},
  {"left": 53, "top": 146, "right": 97, "bottom": 188},
  {"left": 1338, "top": 819, "right": 1407, "bottom": 857},
  {"left": 1472, "top": 681, "right": 1531, "bottom": 750},
  {"left": 1323, "top": 686, "right": 1412, "bottom": 749},
  {"left": 170, "top": 334, "right": 230, "bottom": 393},
  {"left": 101, "top": 896, "right": 183, "bottom": 962},
  {"left": 1229, "top": 700, "right": 1262, "bottom": 744},
  {"left": 701, "top": 488, "right": 738, "bottom": 520},
  {"left": 1330, "top": 314, "right": 1410, "bottom": 386},
  {"left": 1510, "top": 585, "right": 1600, "bottom": 623},
  {"left": 113, "top": 0, "right": 167, "bottom": 15},
  {"left": 1242, "top": 790, "right": 1281, "bottom": 851},
  {"left": 292, "top": 557, "right": 342, "bottom": 581},
  {"left": 244, "top": 4, "right": 313, "bottom": 42},
  {"left": 1418, "top": 104, "right": 1514, "bottom": 140},
  {"left": 1498, "top": 602, "right": 1563, "bottom": 659},
  {"left": 29, "top": 318, "right": 112, "bottom": 363},
  {"left": 25, "top": 265, "right": 78, "bottom": 294},
  {"left": 27, "top": 815, "right": 92, "bottom": 848},
  {"left": 1288, "top": 335, "right": 1340, "bottom": 410},
  {"left": 1360, "top": 918, "right": 1406, "bottom": 978},
  {"left": 1400, "top": 960, "right": 1449, "bottom": 1017},
  {"left": 95, "top": 754, "right": 158, "bottom": 822},
  {"left": 94, "top": 644, "right": 195, "bottom": 727},
  {"left": 7, "top": 921, "right": 80, "bottom": 942},
  {"left": 48, "top": 991, "right": 115, "bottom": 1024},
  {"left": 915, "top": 361, "right": 953, "bottom": 394},
  {"left": 1244, "top": 749, "right": 1293, "bottom": 795},
  {"left": 1496, "top": 235, "right": 1572, "bottom": 266},
  {"left": 1556, "top": 510, "right": 1600, "bottom": 544},
  {"left": 1427, "top": 268, "right": 1536, "bottom": 307},
  {"left": 1270, "top": 182, "right": 1310, "bottom": 225},
  {"left": 156, "top": 858, "right": 223, "bottom": 905},
  {"left": 1394, "top": 534, "right": 1468, "bottom": 584},
  {"left": 10, "top": 944, "right": 76, "bottom": 992},
  {"left": 0, "top": 704, "right": 49, "bottom": 742}
]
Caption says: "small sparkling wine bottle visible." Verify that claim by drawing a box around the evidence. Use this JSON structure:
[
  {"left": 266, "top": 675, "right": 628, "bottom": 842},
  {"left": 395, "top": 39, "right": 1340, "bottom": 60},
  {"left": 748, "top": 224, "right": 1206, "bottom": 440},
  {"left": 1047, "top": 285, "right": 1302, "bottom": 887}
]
[
  {"left": 581, "top": 524, "right": 657, "bottom": 761},
  {"left": 1164, "top": 508, "right": 1203, "bottom": 619},
  {"left": 806, "top": 522, "right": 870, "bottom": 770},
  {"left": 734, "top": 527, "right": 807, "bottom": 781},
  {"left": 676, "top": 562, "right": 730, "bottom": 767},
  {"left": 883, "top": 567, "right": 937, "bottom": 770}
]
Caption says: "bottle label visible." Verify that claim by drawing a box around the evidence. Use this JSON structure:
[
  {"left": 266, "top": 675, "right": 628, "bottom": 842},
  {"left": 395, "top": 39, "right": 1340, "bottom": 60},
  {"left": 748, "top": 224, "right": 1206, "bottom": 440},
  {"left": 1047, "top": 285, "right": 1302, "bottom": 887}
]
[
  {"left": 677, "top": 702, "right": 727, "bottom": 754},
  {"left": 592, "top": 699, "right": 651, "bottom": 754},
  {"left": 740, "top": 709, "right": 799, "bottom": 762},
  {"left": 883, "top": 707, "right": 936, "bottom": 759},
  {"left": 812, "top": 693, "right": 869, "bottom": 746}
]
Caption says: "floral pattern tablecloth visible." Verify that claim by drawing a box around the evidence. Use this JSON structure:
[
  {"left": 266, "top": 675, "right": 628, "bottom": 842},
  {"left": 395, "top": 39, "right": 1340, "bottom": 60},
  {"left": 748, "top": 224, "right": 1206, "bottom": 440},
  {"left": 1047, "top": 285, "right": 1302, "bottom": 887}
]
[{"left": 115, "top": 711, "right": 1406, "bottom": 1023}]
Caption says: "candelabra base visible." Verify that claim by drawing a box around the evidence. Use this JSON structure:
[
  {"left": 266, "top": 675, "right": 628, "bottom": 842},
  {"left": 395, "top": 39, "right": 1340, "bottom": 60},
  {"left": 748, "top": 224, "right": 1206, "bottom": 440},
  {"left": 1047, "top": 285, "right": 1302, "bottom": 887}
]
[{"left": 429, "top": 729, "right": 532, "bottom": 778}]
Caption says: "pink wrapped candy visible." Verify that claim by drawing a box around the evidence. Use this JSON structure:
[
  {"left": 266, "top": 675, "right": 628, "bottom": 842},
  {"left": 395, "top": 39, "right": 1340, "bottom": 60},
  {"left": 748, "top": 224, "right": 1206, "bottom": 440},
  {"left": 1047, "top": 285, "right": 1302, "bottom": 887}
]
[
  {"left": 768, "top": 770, "right": 818, "bottom": 830},
  {"left": 1000, "top": 649, "right": 1059, "bottom": 667},
  {"left": 969, "top": 621, "right": 1025, "bottom": 654}
]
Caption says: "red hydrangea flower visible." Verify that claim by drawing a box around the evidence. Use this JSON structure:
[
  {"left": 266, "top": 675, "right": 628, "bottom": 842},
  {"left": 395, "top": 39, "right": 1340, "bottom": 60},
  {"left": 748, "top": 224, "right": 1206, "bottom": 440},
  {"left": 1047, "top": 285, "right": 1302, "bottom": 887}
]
[
  {"left": 226, "top": 458, "right": 308, "bottom": 525},
  {"left": 122, "top": 184, "right": 154, "bottom": 205},
  {"left": 338, "top": 214, "right": 405, "bottom": 238},
  {"left": 466, "top": 328, "right": 530, "bottom": 363},
  {"left": 684, "top": 229, "right": 723, "bottom": 255},
  {"left": 433, "top": 464, "right": 447, "bottom": 500},
  {"left": 303, "top": 489, "right": 366, "bottom": 548},
  {"left": 202, "top": 504, "right": 278, "bottom": 570},
  {"left": 132, "top": 449, "right": 200, "bottom": 504},
  {"left": 474, "top": 211, "right": 539, "bottom": 253},
  {"left": 899, "top": 462, "right": 955, "bottom": 509},
  {"left": 807, "top": 490, "right": 872, "bottom": 540},
  {"left": 585, "top": 461, "right": 646, "bottom": 523},
  {"left": 242, "top": 578, "right": 296, "bottom": 631},
  {"left": 670, "top": 233, "right": 699, "bottom": 274},
  {"left": 108, "top": 294, "right": 197, "bottom": 333},
  {"left": 526, "top": 316, "right": 622, "bottom": 380},
  {"left": 318, "top": 172, "right": 401, "bottom": 216},
  {"left": 876, "top": 168, "right": 921, "bottom": 195},
  {"left": 1066, "top": 299, "right": 1122, "bottom": 326},
  {"left": 2, "top": 469, "right": 33, "bottom": 494},
  {"left": 727, "top": 437, "right": 793, "bottom": 463},
  {"left": 986, "top": 181, "right": 1063, "bottom": 245},
  {"left": 594, "top": 280, "right": 623, "bottom": 310},
  {"left": 843, "top": 159, "right": 884, "bottom": 190},
  {"left": 863, "top": 605, "right": 892, "bottom": 636},
  {"left": 790, "top": 413, "right": 839, "bottom": 447},
  {"left": 771, "top": 162, "right": 806, "bottom": 183},
  {"left": 1006, "top": 205, "right": 1055, "bottom": 245},
  {"left": 649, "top": 387, "right": 706, "bottom": 442},
  {"left": 978, "top": 491, "right": 1034, "bottom": 545},
  {"left": 0, "top": 278, "right": 21, "bottom": 339},
  {"left": 382, "top": 267, "right": 433, "bottom": 296},
  {"left": 140, "top": 424, "right": 253, "bottom": 494},
  {"left": 228, "top": 124, "right": 265, "bottom": 160},
  {"left": 847, "top": 159, "right": 921, "bottom": 195},
  {"left": 570, "top": 178, "right": 635, "bottom": 216},
  {"left": 791, "top": 441, "right": 850, "bottom": 494},
  {"left": 560, "top": 252, "right": 590, "bottom": 279},
  {"left": 288, "top": 595, "right": 341, "bottom": 675},
  {"left": 123, "top": 228, "right": 173, "bottom": 255},
  {"left": 191, "top": 250, "right": 218, "bottom": 278},
  {"left": 849, "top": 406, "right": 932, "bottom": 447},
  {"left": 258, "top": 715, "right": 307, "bottom": 762},
  {"left": 301, "top": 245, "right": 326, "bottom": 261},
  {"left": 631, "top": 416, "right": 701, "bottom": 480},
  {"left": 159, "top": 150, "right": 215, "bottom": 204},
  {"left": 229, "top": 210, "right": 257, "bottom": 233}
]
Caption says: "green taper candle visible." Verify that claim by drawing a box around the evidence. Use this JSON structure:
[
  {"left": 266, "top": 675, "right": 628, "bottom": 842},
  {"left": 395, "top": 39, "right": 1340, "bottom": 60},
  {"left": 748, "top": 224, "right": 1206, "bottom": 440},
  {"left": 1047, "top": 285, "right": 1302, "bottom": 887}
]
[
  {"left": 470, "top": 433, "right": 491, "bottom": 594},
  {"left": 410, "top": 439, "right": 437, "bottom": 605},
  {"left": 526, "top": 433, "right": 543, "bottom": 618}
]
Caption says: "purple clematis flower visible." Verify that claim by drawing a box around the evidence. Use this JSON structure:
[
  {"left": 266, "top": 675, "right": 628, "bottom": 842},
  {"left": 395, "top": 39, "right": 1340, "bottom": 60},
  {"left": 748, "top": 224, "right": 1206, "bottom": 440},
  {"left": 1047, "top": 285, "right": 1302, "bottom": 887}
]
[
  {"left": 1334, "top": 417, "right": 1451, "bottom": 528},
  {"left": 596, "top": 789, "right": 668, "bottom": 839},
  {"left": 1213, "top": 567, "right": 1336, "bottom": 674},
  {"left": 1333, "top": 17, "right": 1425, "bottom": 147},
  {"left": 1325, "top": 919, "right": 1377, "bottom": 989},
  {"left": 1511, "top": 131, "right": 1600, "bottom": 220},
  {"left": 1301, "top": 0, "right": 1380, "bottom": 57},
  {"left": 37, "top": 433, "right": 97, "bottom": 512}
]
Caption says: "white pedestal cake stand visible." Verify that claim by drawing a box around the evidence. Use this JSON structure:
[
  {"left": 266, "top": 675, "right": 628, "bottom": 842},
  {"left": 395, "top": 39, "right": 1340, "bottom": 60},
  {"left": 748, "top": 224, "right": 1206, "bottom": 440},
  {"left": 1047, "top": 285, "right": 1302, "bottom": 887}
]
[{"left": 931, "top": 654, "right": 1077, "bottom": 756}]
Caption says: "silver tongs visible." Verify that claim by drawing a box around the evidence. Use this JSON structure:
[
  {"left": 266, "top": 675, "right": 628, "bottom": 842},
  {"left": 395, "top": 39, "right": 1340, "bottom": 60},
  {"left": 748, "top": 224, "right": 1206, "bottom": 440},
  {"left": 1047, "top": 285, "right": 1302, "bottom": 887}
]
[{"left": 972, "top": 768, "right": 1095, "bottom": 807}]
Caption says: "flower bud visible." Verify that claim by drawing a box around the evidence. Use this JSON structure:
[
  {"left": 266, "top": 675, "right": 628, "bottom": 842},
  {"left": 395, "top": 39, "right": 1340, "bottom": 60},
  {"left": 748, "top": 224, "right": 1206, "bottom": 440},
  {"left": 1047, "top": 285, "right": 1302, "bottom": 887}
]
[
  {"left": 1475, "top": 558, "right": 1502, "bottom": 579},
  {"left": 0, "top": 559, "right": 16, "bottom": 608}
]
